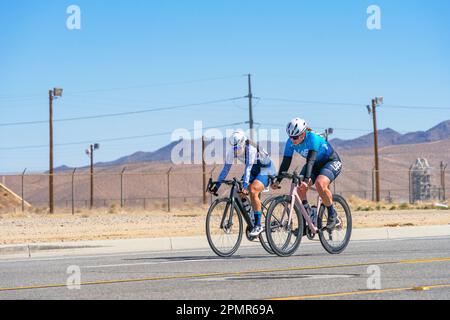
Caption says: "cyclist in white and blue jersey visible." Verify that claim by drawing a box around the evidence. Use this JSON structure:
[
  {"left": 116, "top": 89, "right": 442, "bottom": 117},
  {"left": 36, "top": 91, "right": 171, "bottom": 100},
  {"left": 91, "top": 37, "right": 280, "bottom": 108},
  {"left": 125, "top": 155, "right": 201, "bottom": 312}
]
[
  {"left": 209, "top": 130, "right": 277, "bottom": 237},
  {"left": 271, "top": 118, "right": 343, "bottom": 230}
]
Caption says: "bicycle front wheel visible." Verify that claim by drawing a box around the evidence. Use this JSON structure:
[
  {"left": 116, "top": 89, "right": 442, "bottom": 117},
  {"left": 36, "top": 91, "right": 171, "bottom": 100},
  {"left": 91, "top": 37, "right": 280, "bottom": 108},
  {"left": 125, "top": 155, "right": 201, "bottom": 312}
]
[
  {"left": 258, "top": 196, "right": 278, "bottom": 255},
  {"left": 318, "top": 195, "right": 352, "bottom": 254},
  {"left": 206, "top": 198, "right": 243, "bottom": 257},
  {"left": 265, "top": 196, "right": 303, "bottom": 257}
]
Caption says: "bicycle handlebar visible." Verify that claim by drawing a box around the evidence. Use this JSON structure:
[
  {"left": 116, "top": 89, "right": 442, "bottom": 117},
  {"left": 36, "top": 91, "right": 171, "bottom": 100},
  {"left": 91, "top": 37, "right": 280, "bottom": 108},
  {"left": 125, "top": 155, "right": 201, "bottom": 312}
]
[
  {"left": 207, "top": 178, "right": 244, "bottom": 197},
  {"left": 269, "top": 171, "right": 305, "bottom": 182}
]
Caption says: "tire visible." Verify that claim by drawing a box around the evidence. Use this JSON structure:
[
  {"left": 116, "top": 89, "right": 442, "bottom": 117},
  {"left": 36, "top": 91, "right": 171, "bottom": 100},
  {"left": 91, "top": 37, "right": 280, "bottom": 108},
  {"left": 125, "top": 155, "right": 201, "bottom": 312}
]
[
  {"left": 259, "top": 196, "right": 278, "bottom": 255},
  {"left": 206, "top": 198, "right": 243, "bottom": 257},
  {"left": 318, "top": 195, "right": 352, "bottom": 255},
  {"left": 265, "top": 195, "right": 304, "bottom": 257}
]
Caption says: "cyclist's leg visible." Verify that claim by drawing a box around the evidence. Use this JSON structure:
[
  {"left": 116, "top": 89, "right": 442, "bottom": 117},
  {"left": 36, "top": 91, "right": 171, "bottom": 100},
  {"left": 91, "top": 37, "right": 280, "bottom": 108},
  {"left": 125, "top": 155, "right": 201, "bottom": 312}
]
[
  {"left": 316, "top": 160, "right": 343, "bottom": 229},
  {"left": 250, "top": 174, "right": 270, "bottom": 236},
  {"left": 249, "top": 179, "right": 265, "bottom": 235},
  {"left": 249, "top": 179, "right": 265, "bottom": 213},
  {"left": 316, "top": 160, "right": 342, "bottom": 204},
  {"left": 315, "top": 175, "right": 333, "bottom": 206}
]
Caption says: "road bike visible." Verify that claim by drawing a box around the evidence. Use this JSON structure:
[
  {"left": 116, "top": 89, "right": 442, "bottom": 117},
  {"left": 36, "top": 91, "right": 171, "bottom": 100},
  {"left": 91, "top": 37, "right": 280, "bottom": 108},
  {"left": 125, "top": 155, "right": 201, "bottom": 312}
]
[
  {"left": 205, "top": 178, "right": 278, "bottom": 257},
  {"left": 265, "top": 172, "right": 352, "bottom": 257}
]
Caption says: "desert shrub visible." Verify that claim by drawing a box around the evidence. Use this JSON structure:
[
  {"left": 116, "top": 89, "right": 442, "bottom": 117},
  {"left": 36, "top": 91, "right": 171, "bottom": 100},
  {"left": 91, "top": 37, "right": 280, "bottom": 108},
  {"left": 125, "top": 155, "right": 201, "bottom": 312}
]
[
  {"left": 108, "top": 204, "right": 118, "bottom": 214},
  {"left": 399, "top": 203, "right": 410, "bottom": 210}
]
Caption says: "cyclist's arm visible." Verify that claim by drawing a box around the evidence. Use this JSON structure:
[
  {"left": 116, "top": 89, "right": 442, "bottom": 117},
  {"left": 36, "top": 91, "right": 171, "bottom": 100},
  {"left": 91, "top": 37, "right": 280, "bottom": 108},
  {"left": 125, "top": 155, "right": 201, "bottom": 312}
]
[
  {"left": 216, "top": 152, "right": 234, "bottom": 189},
  {"left": 303, "top": 132, "right": 322, "bottom": 182},
  {"left": 276, "top": 156, "right": 293, "bottom": 183},
  {"left": 304, "top": 150, "right": 318, "bottom": 182},
  {"left": 276, "top": 139, "right": 294, "bottom": 183}
]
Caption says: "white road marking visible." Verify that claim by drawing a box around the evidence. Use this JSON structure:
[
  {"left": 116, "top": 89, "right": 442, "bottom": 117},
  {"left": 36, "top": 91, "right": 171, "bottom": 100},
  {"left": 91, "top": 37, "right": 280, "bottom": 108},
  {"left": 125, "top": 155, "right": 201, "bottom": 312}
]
[
  {"left": 83, "top": 258, "right": 229, "bottom": 269},
  {"left": 1, "top": 236, "right": 449, "bottom": 264},
  {"left": 190, "top": 274, "right": 354, "bottom": 282}
]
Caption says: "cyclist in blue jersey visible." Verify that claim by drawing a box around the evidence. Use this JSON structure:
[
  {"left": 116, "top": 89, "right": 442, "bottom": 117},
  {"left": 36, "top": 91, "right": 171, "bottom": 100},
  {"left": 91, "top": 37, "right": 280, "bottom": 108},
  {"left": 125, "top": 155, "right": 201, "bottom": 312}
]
[
  {"left": 209, "top": 130, "right": 277, "bottom": 237},
  {"left": 271, "top": 118, "right": 343, "bottom": 230}
]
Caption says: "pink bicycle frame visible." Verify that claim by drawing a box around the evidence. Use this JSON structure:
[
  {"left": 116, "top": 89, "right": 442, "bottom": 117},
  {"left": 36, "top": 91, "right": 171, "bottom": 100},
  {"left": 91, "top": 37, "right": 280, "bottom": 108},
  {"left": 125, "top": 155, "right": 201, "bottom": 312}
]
[{"left": 284, "top": 183, "right": 322, "bottom": 235}]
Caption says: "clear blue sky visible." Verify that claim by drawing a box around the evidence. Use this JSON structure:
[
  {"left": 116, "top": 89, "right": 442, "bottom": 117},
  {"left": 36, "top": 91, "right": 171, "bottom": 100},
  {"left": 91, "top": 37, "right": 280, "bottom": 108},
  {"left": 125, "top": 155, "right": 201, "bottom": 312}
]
[{"left": 1, "top": 0, "right": 449, "bottom": 173}]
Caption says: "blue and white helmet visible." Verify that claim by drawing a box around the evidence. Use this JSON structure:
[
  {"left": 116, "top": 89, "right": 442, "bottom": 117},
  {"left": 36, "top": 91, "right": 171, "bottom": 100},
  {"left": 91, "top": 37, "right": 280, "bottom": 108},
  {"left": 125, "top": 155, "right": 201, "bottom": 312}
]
[
  {"left": 286, "top": 118, "right": 307, "bottom": 137},
  {"left": 229, "top": 130, "right": 247, "bottom": 150}
]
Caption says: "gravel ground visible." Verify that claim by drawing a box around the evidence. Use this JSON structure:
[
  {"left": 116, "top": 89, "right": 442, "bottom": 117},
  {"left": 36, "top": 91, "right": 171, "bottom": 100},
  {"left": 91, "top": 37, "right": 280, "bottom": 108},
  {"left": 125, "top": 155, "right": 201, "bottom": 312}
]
[{"left": 0, "top": 208, "right": 449, "bottom": 245}]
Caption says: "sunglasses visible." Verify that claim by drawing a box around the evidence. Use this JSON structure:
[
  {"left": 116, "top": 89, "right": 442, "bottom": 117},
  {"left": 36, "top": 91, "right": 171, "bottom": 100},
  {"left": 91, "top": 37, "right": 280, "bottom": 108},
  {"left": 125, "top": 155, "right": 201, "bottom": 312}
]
[{"left": 290, "top": 136, "right": 301, "bottom": 141}]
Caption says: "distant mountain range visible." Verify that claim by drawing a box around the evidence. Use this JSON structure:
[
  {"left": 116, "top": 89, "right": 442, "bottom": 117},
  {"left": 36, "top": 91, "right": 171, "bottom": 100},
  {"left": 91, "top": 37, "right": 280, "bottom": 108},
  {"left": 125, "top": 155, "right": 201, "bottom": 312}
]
[
  {"left": 55, "top": 120, "right": 450, "bottom": 172},
  {"left": 330, "top": 120, "right": 450, "bottom": 150}
]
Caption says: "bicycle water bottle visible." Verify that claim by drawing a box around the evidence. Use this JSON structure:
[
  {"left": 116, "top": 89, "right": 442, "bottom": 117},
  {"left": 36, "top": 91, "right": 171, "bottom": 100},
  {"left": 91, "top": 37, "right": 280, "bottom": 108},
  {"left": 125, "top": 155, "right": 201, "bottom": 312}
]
[
  {"left": 310, "top": 206, "right": 318, "bottom": 224},
  {"left": 242, "top": 197, "right": 254, "bottom": 223}
]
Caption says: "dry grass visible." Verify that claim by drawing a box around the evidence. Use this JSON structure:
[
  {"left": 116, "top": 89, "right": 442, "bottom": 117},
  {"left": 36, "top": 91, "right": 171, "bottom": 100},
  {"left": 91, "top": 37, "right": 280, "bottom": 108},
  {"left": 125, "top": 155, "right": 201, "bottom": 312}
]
[{"left": 347, "top": 195, "right": 449, "bottom": 212}]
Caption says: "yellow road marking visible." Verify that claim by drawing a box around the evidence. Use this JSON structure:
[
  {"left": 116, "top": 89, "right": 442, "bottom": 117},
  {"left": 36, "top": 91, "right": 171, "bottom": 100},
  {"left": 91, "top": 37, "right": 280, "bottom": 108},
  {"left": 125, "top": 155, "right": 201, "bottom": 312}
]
[
  {"left": 400, "top": 257, "right": 450, "bottom": 264},
  {"left": 269, "top": 283, "right": 450, "bottom": 300},
  {"left": 1, "top": 256, "right": 449, "bottom": 292}
]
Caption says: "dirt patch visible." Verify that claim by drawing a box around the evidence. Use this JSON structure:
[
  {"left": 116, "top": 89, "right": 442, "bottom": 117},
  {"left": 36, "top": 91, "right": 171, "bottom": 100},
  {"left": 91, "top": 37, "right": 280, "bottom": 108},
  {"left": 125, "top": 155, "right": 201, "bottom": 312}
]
[{"left": 0, "top": 206, "right": 449, "bottom": 245}]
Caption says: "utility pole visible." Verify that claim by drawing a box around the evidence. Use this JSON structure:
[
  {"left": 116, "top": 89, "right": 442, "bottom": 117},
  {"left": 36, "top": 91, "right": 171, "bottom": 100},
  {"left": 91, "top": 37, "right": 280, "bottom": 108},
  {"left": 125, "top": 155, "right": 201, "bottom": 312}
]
[
  {"left": 49, "top": 88, "right": 63, "bottom": 214},
  {"left": 49, "top": 90, "right": 53, "bottom": 214},
  {"left": 367, "top": 97, "right": 383, "bottom": 202},
  {"left": 324, "top": 128, "right": 334, "bottom": 142},
  {"left": 86, "top": 144, "right": 100, "bottom": 210},
  {"left": 247, "top": 74, "right": 255, "bottom": 141}
]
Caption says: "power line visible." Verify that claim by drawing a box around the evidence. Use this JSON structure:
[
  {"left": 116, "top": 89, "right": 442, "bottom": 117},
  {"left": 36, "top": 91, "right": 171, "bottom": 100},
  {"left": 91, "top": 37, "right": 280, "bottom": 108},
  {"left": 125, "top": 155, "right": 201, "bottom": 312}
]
[
  {"left": 0, "top": 122, "right": 246, "bottom": 151},
  {"left": 0, "top": 97, "right": 246, "bottom": 127},
  {"left": 64, "top": 75, "right": 245, "bottom": 96},
  {"left": 261, "top": 122, "right": 372, "bottom": 133},
  {"left": 262, "top": 97, "right": 363, "bottom": 107},
  {"left": 261, "top": 97, "right": 450, "bottom": 110},
  {"left": 0, "top": 75, "right": 244, "bottom": 100}
]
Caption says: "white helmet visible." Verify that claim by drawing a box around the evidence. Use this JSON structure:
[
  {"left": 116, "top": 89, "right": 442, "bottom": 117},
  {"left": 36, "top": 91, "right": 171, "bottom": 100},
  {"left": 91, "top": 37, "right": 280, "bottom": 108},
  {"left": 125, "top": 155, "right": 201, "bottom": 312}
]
[
  {"left": 286, "top": 118, "right": 307, "bottom": 137},
  {"left": 229, "top": 130, "right": 247, "bottom": 150}
]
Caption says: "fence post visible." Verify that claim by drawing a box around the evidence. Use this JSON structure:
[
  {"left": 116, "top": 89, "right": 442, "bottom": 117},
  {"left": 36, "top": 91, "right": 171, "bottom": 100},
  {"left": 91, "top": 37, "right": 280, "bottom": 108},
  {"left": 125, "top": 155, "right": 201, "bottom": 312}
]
[
  {"left": 441, "top": 162, "right": 448, "bottom": 202},
  {"left": 120, "top": 167, "right": 126, "bottom": 208},
  {"left": 209, "top": 165, "right": 217, "bottom": 206},
  {"left": 202, "top": 136, "right": 207, "bottom": 205},
  {"left": 71, "top": 168, "right": 77, "bottom": 215},
  {"left": 167, "top": 167, "right": 173, "bottom": 212},
  {"left": 21, "top": 168, "right": 27, "bottom": 212},
  {"left": 408, "top": 165, "right": 413, "bottom": 204}
]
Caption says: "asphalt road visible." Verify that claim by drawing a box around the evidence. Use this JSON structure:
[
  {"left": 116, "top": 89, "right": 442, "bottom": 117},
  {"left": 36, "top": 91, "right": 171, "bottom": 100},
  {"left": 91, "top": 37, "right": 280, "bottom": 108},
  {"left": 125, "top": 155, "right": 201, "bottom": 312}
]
[{"left": 0, "top": 236, "right": 449, "bottom": 300}]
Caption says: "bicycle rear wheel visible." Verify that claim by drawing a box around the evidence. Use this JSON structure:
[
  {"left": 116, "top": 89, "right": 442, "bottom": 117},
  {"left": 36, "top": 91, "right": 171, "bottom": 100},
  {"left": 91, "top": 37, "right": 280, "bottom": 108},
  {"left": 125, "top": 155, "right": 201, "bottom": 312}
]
[
  {"left": 259, "top": 196, "right": 278, "bottom": 255},
  {"left": 206, "top": 198, "right": 243, "bottom": 257},
  {"left": 265, "top": 196, "right": 303, "bottom": 257},
  {"left": 318, "top": 195, "right": 352, "bottom": 254}
]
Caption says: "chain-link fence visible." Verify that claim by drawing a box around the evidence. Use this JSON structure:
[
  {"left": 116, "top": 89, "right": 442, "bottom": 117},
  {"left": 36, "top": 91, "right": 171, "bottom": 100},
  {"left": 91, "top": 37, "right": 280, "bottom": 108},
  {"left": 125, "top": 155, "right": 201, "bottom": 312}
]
[{"left": 0, "top": 164, "right": 448, "bottom": 214}]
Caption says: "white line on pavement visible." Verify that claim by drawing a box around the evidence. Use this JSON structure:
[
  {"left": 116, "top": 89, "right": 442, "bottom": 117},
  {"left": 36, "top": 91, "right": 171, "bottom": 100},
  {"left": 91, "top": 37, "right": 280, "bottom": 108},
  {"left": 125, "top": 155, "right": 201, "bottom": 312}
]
[
  {"left": 1, "top": 236, "right": 449, "bottom": 264},
  {"left": 83, "top": 258, "right": 229, "bottom": 269}
]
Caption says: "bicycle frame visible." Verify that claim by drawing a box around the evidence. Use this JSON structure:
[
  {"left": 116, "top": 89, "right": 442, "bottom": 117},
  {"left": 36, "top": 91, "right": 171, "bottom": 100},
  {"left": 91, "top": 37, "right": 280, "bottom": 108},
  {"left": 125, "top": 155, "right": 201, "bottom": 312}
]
[
  {"left": 278, "top": 175, "right": 322, "bottom": 235},
  {"left": 281, "top": 175, "right": 343, "bottom": 235},
  {"left": 289, "top": 183, "right": 322, "bottom": 235},
  {"left": 219, "top": 179, "right": 254, "bottom": 231}
]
